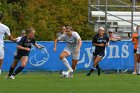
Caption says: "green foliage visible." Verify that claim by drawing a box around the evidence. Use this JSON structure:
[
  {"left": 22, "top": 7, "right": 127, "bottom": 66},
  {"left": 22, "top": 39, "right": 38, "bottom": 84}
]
[
  {"left": 1, "top": 0, "right": 139, "bottom": 40},
  {"left": 0, "top": 0, "right": 94, "bottom": 41}
]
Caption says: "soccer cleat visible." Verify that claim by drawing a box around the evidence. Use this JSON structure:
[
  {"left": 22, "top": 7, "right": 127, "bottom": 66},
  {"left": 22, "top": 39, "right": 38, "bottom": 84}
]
[
  {"left": 68, "top": 72, "right": 73, "bottom": 78},
  {"left": 10, "top": 75, "right": 15, "bottom": 80},
  {"left": 86, "top": 72, "right": 91, "bottom": 76},
  {"left": 67, "top": 69, "right": 73, "bottom": 78},
  {"left": 132, "top": 72, "right": 137, "bottom": 75}
]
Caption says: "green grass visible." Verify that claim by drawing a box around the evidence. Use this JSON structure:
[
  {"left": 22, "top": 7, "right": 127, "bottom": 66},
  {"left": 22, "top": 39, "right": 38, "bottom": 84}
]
[{"left": 0, "top": 72, "right": 140, "bottom": 93}]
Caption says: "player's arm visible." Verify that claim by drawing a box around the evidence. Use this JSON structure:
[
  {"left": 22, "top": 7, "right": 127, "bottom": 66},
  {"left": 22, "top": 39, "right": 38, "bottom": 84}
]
[
  {"left": 53, "top": 38, "right": 58, "bottom": 52},
  {"left": 8, "top": 36, "right": 17, "bottom": 42},
  {"left": 6, "top": 27, "right": 17, "bottom": 42},
  {"left": 17, "top": 45, "right": 30, "bottom": 51},
  {"left": 93, "top": 43, "right": 105, "bottom": 47},
  {"left": 34, "top": 43, "right": 44, "bottom": 49},
  {"left": 75, "top": 38, "right": 82, "bottom": 55},
  {"left": 16, "top": 37, "right": 30, "bottom": 51},
  {"left": 92, "top": 35, "right": 105, "bottom": 47},
  {"left": 53, "top": 34, "right": 65, "bottom": 52},
  {"left": 106, "top": 35, "right": 110, "bottom": 46}
]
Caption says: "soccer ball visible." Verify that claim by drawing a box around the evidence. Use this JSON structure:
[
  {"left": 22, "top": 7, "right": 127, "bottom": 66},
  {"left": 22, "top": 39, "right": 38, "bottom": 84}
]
[{"left": 61, "top": 71, "right": 69, "bottom": 78}]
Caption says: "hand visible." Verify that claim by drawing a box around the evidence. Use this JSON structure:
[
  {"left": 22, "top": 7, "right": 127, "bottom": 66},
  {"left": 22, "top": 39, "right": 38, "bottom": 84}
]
[
  {"left": 39, "top": 46, "right": 44, "bottom": 49},
  {"left": 53, "top": 47, "right": 56, "bottom": 52},
  {"left": 99, "top": 43, "right": 105, "bottom": 47},
  {"left": 25, "top": 48, "right": 30, "bottom": 51},
  {"left": 106, "top": 43, "right": 109, "bottom": 46},
  {"left": 74, "top": 49, "right": 79, "bottom": 55}
]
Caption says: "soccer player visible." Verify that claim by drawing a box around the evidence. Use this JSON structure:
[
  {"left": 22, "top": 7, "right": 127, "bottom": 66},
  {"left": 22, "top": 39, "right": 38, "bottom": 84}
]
[
  {"left": 0, "top": 12, "right": 17, "bottom": 75},
  {"left": 108, "top": 29, "right": 121, "bottom": 41},
  {"left": 16, "top": 30, "right": 26, "bottom": 42},
  {"left": 136, "top": 25, "right": 140, "bottom": 75},
  {"left": 53, "top": 26, "right": 82, "bottom": 78},
  {"left": 87, "top": 27, "right": 109, "bottom": 76},
  {"left": 56, "top": 25, "right": 66, "bottom": 37},
  {"left": 5, "top": 26, "right": 43, "bottom": 79}
]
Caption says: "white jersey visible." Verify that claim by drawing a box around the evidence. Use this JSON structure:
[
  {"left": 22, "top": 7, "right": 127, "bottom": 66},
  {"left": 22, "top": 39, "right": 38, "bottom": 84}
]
[
  {"left": 56, "top": 32, "right": 63, "bottom": 38},
  {"left": 0, "top": 23, "right": 11, "bottom": 47},
  {"left": 58, "top": 31, "right": 81, "bottom": 49}
]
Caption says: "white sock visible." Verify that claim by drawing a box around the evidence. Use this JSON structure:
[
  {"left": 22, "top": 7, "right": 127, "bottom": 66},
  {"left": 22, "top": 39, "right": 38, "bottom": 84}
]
[
  {"left": 137, "top": 63, "right": 140, "bottom": 74},
  {"left": 137, "top": 63, "right": 139, "bottom": 73},
  {"left": 62, "top": 58, "right": 73, "bottom": 71},
  {"left": 139, "top": 63, "right": 140, "bottom": 74},
  {"left": 0, "top": 69, "right": 1, "bottom": 75}
]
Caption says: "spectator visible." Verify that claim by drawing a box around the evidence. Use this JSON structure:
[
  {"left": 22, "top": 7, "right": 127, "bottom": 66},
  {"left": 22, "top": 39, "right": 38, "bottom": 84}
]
[
  {"left": 108, "top": 29, "right": 121, "bottom": 41},
  {"left": 132, "top": 32, "right": 138, "bottom": 74}
]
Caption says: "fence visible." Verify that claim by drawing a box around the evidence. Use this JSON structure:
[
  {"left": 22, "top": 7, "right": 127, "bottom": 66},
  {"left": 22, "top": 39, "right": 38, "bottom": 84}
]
[{"left": 2, "top": 41, "right": 134, "bottom": 71}]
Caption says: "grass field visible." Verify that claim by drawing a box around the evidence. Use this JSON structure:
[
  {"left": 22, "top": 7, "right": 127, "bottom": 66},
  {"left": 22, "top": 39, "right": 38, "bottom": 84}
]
[{"left": 0, "top": 72, "right": 140, "bottom": 93}]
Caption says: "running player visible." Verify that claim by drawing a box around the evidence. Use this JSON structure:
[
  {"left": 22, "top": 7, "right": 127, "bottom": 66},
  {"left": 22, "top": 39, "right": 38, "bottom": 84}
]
[
  {"left": 5, "top": 26, "right": 43, "bottom": 79},
  {"left": 87, "top": 27, "right": 109, "bottom": 76},
  {"left": 0, "top": 12, "right": 16, "bottom": 75},
  {"left": 53, "top": 26, "right": 82, "bottom": 78}
]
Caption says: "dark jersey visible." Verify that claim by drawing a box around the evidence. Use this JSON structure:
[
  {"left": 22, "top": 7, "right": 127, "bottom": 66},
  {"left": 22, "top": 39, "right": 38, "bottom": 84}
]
[
  {"left": 15, "top": 36, "right": 35, "bottom": 58},
  {"left": 92, "top": 34, "right": 109, "bottom": 54}
]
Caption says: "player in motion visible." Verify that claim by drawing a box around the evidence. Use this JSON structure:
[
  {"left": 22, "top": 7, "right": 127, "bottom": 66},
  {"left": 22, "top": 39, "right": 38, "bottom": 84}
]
[
  {"left": 0, "top": 12, "right": 17, "bottom": 75},
  {"left": 87, "top": 27, "right": 109, "bottom": 76},
  {"left": 5, "top": 26, "right": 43, "bottom": 79},
  {"left": 53, "top": 26, "right": 82, "bottom": 78}
]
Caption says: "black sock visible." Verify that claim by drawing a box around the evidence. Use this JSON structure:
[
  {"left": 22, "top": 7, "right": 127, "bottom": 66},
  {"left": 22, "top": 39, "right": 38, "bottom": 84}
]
[
  {"left": 13, "top": 66, "right": 24, "bottom": 76},
  {"left": 8, "top": 66, "right": 15, "bottom": 76},
  {"left": 96, "top": 64, "right": 99, "bottom": 70}
]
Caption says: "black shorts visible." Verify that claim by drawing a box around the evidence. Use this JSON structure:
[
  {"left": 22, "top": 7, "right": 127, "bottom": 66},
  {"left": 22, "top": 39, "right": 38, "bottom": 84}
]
[
  {"left": 14, "top": 52, "right": 29, "bottom": 60},
  {"left": 134, "top": 49, "right": 137, "bottom": 53},
  {"left": 93, "top": 51, "right": 105, "bottom": 57}
]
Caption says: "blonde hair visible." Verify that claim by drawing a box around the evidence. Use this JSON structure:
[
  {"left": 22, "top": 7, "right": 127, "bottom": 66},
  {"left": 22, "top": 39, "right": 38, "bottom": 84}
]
[
  {"left": 66, "top": 26, "right": 73, "bottom": 31},
  {"left": 25, "top": 26, "right": 35, "bottom": 34}
]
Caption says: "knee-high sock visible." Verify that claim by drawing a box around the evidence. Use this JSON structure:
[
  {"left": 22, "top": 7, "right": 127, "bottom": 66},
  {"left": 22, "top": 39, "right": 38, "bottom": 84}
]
[
  {"left": 13, "top": 66, "right": 24, "bottom": 76},
  {"left": 137, "top": 63, "right": 140, "bottom": 74},
  {"left": 8, "top": 66, "right": 15, "bottom": 76},
  {"left": 0, "top": 69, "right": 1, "bottom": 75},
  {"left": 62, "top": 58, "right": 73, "bottom": 71},
  {"left": 96, "top": 64, "right": 100, "bottom": 69}
]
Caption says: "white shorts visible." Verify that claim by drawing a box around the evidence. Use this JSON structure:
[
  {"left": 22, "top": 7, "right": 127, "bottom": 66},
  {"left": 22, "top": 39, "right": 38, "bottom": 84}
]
[
  {"left": 63, "top": 47, "right": 80, "bottom": 60},
  {"left": 0, "top": 46, "right": 4, "bottom": 59},
  {"left": 137, "top": 47, "right": 140, "bottom": 54}
]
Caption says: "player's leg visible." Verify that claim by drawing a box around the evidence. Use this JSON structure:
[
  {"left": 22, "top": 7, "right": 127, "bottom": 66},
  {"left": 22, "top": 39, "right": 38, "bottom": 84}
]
[
  {"left": 0, "top": 46, "right": 4, "bottom": 75},
  {"left": 132, "top": 52, "right": 137, "bottom": 74},
  {"left": 87, "top": 56, "right": 103, "bottom": 76},
  {"left": 60, "top": 51, "right": 73, "bottom": 71},
  {"left": 6, "top": 59, "right": 18, "bottom": 78},
  {"left": 11, "top": 56, "right": 28, "bottom": 79},
  {"left": 137, "top": 54, "right": 140, "bottom": 74},
  {"left": 0, "top": 59, "right": 3, "bottom": 75},
  {"left": 71, "top": 50, "right": 80, "bottom": 70},
  {"left": 72, "top": 59, "right": 78, "bottom": 70}
]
